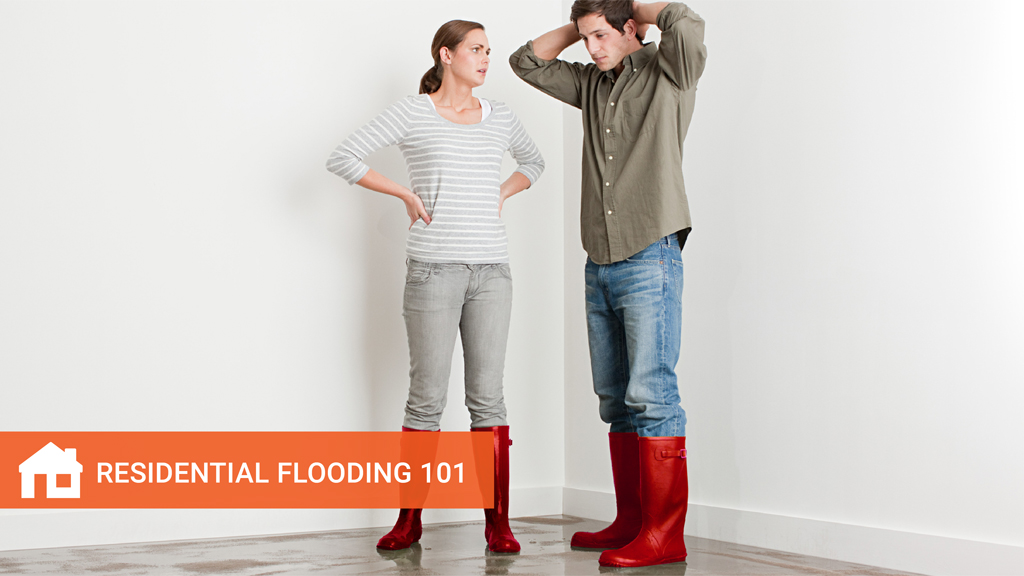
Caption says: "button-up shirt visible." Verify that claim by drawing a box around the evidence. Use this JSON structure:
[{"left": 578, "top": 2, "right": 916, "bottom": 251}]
[{"left": 510, "top": 2, "right": 706, "bottom": 264}]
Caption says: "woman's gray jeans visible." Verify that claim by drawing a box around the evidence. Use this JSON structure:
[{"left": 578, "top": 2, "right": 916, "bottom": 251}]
[{"left": 401, "top": 259, "right": 513, "bottom": 431}]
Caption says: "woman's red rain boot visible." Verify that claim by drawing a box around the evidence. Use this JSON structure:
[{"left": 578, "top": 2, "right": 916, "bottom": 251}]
[
  {"left": 376, "top": 426, "right": 432, "bottom": 550},
  {"left": 599, "top": 436, "right": 688, "bottom": 568},
  {"left": 376, "top": 508, "right": 422, "bottom": 550},
  {"left": 472, "top": 425, "right": 520, "bottom": 553},
  {"left": 571, "top": 432, "right": 641, "bottom": 549}
]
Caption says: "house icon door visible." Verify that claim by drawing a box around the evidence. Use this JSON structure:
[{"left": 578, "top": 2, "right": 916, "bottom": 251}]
[{"left": 19, "top": 442, "right": 83, "bottom": 499}]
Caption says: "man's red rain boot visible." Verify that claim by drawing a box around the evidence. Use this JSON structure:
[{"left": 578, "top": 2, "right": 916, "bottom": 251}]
[
  {"left": 599, "top": 437, "right": 688, "bottom": 568},
  {"left": 377, "top": 427, "right": 430, "bottom": 550},
  {"left": 472, "top": 425, "right": 521, "bottom": 553},
  {"left": 571, "top": 432, "right": 641, "bottom": 550}
]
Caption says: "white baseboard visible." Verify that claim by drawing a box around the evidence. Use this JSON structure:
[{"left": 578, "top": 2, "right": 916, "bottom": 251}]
[
  {"left": 510, "top": 486, "right": 563, "bottom": 518},
  {"left": 0, "top": 486, "right": 562, "bottom": 552},
  {"left": 562, "top": 487, "right": 1024, "bottom": 576}
]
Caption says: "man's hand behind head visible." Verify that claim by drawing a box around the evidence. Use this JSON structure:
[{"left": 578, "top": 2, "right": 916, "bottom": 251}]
[{"left": 636, "top": 21, "right": 651, "bottom": 41}]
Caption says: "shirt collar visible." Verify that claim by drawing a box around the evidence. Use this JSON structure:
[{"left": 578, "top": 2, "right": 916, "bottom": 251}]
[{"left": 603, "top": 42, "right": 656, "bottom": 80}]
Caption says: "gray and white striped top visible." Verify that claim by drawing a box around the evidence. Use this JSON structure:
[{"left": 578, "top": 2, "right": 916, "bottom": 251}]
[{"left": 326, "top": 94, "right": 545, "bottom": 263}]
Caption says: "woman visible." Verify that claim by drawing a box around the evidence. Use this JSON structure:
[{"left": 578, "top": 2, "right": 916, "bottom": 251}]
[{"left": 326, "top": 20, "right": 544, "bottom": 554}]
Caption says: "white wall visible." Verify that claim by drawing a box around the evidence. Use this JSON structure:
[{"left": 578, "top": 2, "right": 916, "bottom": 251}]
[
  {"left": 0, "top": 0, "right": 564, "bottom": 549},
  {"left": 563, "top": 1, "right": 1023, "bottom": 575}
]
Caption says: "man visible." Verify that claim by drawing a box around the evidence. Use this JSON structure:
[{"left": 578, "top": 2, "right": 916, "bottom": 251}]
[{"left": 510, "top": 0, "right": 706, "bottom": 568}]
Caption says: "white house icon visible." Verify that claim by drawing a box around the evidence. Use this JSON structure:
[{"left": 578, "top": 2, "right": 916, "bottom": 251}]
[{"left": 19, "top": 442, "right": 83, "bottom": 499}]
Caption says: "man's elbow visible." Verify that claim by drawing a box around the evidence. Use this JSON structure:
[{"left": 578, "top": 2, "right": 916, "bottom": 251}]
[
  {"left": 509, "top": 42, "right": 547, "bottom": 81},
  {"left": 509, "top": 57, "right": 530, "bottom": 82}
]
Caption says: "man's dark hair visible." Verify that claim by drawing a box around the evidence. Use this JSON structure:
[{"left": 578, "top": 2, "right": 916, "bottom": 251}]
[{"left": 570, "top": 0, "right": 642, "bottom": 42}]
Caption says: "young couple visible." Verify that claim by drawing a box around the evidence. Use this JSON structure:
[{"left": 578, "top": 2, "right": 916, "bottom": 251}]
[{"left": 327, "top": 0, "right": 706, "bottom": 569}]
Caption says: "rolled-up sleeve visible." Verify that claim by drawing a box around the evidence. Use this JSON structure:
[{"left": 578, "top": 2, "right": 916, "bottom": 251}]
[
  {"left": 506, "top": 110, "right": 545, "bottom": 185},
  {"left": 326, "top": 99, "right": 409, "bottom": 185},
  {"left": 509, "top": 40, "right": 587, "bottom": 109},
  {"left": 655, "top": 3, "right": 707, "bottom": 91}
]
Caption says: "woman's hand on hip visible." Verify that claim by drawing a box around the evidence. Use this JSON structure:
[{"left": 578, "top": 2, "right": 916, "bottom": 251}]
[
  {"left": 401, "top": 189, "right": 431, "bottom": 228},
  {"left": 499, "top": 186, "right": 511, "bottom": 217}
]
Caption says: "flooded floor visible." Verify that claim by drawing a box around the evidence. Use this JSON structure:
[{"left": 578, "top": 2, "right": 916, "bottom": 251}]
[{"left": 0, "top": 515, "right": 922, "bottom": 575}]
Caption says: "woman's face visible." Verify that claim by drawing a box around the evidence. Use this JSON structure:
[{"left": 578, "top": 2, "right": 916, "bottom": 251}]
[{"left": 442, "top": 28, "right": 490, "bottom": 87}]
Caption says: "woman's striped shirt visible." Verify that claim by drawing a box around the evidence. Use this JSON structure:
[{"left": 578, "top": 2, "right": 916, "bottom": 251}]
[{"left": 326, "top": 94, "right": 545, "bottom": 264}]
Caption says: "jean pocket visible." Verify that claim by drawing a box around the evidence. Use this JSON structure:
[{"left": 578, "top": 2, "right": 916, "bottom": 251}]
[
  {"left": 667, "top": 244, "right": 683, "bottom": 263},
  {"left": 406, "top": 265, "right": 432, "bottom": 286},
  {"left": 496, "top": 264, "right": 512, "bottom": 280}
]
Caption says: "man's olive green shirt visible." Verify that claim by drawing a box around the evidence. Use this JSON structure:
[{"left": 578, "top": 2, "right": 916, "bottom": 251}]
[{"left": 510, "top": 3, "right": 706, "bottom": 264}]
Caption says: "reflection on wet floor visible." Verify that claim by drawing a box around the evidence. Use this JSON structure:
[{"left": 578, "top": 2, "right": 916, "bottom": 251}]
[{"left": 0, "top": 515, "right": 921, "bottom": 575}]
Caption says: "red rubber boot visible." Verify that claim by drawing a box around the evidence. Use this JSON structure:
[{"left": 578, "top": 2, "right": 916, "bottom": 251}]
[
  {"left": 377, "top": 426, "right": 433, "bottom": 550},
  {"left": 571, "top": 432, "right": 641, "bottom": 550},
  {"left": 376, "top": 508, "right": 422, "bottom": 551},
  {"left": 473, "top": 425, "right": 520, "bottom": 553},
  {"left": 599, "top": 436, "right": 688, "bottom": 568}
]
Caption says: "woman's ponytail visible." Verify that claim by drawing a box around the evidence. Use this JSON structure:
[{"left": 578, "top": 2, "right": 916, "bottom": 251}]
[
  {"left": 419, "top": 63, "right": 443, "bottom": 95},
  {"left": 418, "top": 20, "right": 484, "bottom": 95}
]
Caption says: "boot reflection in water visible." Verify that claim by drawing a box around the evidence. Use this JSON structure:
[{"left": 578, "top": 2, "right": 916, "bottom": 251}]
[{"left": 375, "top": 542, "right": 423, "bottom": 568}]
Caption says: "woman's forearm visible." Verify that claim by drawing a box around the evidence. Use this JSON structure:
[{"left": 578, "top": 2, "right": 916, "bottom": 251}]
[
  {"left": 501, "top": 172, "right": 532, "bottom": 198},
  {"left": 355, "top": 169, "right": 431, "bottom": 226},
  {"left": 356, "top": 169, "right": 413, "bottom": 201},
  {"left": 499, "top": 172, "right": 533, "bottom": 215}
]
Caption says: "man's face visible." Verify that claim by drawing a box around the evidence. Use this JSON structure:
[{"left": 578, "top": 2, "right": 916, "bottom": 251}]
[{"left": 576, "top": 13, "right": 636, "bottom": 72}]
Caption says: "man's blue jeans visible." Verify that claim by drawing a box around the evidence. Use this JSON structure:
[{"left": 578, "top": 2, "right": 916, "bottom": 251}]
[{"left": 584, "top": 235, "right": 686, "bottom": 438}]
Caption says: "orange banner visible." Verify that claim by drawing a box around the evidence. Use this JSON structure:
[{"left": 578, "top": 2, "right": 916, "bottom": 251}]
[{"left": 0, "top": 432, "right": 493, "bottom": 509}]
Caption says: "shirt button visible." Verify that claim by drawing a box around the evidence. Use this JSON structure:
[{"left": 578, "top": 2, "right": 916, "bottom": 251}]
[
  {"left": 608, "top": 155, "right": 613, "bottom": 160},
  {"left": 606, "top": 128, "right": 611, "bottom": 133},
  {"left": 633, "top": 69, "right": 637, "bottom": 72},
  {"left": 605, "top": 182, "right": 610, "bottom": 186},
  {"left": 607, "top": 210, "right": 613, "bottom": 215},
  {"left": 610, "top": 102, "right": 615, "bottom": 106}
]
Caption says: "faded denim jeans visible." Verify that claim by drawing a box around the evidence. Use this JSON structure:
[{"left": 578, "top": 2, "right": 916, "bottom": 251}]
[
  {"left": 402, "top": 259, "right": 513, "bottom": 431},
  {"left": 585, "top": 235, "right": 687, "bottom": 438}
]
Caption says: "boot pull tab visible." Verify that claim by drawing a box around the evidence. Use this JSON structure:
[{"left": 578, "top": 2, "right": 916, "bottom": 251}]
[
  {"left": 656, "top": 448, "right": 686, "bottom": 461},
  {"left": 508, "top": 439, "right": 513, "bottom": 446}
]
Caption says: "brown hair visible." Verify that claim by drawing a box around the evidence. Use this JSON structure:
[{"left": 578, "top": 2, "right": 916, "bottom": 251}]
[
  {"left": 419, "top": 20, "right": 485, "bottom": 95},
  {"left": 570, "top": 0, "right": 642, "bottom": 42}
]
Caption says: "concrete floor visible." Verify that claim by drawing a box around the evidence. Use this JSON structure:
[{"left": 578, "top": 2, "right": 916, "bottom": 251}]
[{"left": 0, "top": 515, "right": 922, "bottom": 575}]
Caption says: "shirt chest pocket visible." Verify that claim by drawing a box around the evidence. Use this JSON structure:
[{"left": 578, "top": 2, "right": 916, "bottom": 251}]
[{"left": 620, "top": 99, "right": 652, "bottom": 142}]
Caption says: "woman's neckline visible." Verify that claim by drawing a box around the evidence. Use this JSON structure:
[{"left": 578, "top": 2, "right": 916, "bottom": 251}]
[{"left": 423, "top": 94, "right": 494, "bottom": 127}]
